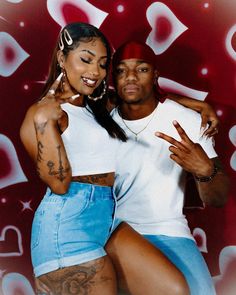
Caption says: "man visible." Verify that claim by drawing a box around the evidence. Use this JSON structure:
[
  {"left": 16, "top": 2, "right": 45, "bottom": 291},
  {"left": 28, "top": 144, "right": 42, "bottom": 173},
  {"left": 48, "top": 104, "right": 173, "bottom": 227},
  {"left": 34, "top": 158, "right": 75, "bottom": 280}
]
[{"left": 108, "top": 41, "right": 230, "bottom": 295}]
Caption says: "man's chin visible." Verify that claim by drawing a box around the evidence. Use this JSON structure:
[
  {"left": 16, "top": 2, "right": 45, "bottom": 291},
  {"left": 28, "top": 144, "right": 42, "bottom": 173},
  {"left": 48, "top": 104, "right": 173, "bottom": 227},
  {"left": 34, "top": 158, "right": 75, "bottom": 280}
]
[
  {"left": 123, "top": 98, "right": 141, "bottom": 104},
  {"left": 122, "top": 95, "right": 141, "bottom": 104}
]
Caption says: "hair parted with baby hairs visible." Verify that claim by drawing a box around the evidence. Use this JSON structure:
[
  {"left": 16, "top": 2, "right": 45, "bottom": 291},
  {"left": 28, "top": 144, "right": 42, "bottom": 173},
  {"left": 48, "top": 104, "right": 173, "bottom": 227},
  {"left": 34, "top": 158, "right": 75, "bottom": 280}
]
[{"left": 41, "top": 22, "right": 127, "bottom": 141}]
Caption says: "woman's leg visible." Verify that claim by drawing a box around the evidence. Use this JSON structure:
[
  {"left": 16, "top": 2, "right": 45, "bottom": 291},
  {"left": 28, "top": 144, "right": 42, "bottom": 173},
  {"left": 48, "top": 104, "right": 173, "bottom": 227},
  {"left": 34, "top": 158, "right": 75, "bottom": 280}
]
[
  {"left": 35, "top": 256, "right": 117, "bottom": 295},
  {"left": 144, "top": 235, "right": 216, "bottom": 295},
  {"left": 105, "top": 223, "right": 189, "bottom": 295},
  {"left": 33, "top": 183, "right": 117, "bottom": 294}
]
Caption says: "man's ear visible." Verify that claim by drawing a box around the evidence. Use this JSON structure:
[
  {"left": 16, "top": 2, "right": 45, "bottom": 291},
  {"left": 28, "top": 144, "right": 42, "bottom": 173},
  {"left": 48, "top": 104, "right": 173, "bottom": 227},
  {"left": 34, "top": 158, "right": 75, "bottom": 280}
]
[
  {"left": 57, "top": 50, "right": 65, "bottom": 68},
  {"left": 154, "top": 69, "right": 159, "bottom": 80}
]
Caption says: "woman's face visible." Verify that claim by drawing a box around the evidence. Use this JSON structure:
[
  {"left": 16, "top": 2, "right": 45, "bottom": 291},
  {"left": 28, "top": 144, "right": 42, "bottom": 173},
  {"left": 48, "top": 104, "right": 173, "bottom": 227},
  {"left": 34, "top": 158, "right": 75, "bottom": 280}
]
[{"left": 59, "top": 37, "right": 107, "bottom": 96}]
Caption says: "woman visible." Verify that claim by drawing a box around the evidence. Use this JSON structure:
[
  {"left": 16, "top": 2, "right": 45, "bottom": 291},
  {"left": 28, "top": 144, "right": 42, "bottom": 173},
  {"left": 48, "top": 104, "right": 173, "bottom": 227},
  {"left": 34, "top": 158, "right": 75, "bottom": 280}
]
[
  {"left": 21, "top": 22, "right": 216, "bottom": 295},
  {"left": 21, "top": 21, "right": 129, "bottom": 295}
]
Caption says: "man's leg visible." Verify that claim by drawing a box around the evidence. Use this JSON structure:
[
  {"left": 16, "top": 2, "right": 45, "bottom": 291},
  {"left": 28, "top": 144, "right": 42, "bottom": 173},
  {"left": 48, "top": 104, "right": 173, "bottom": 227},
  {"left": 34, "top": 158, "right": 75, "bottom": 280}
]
[
  {"left": 106, "top": 223, "right": 189, "bottom": 295},
  {"left": 144, "top": 235, "right": 216, "bottom": 295}
]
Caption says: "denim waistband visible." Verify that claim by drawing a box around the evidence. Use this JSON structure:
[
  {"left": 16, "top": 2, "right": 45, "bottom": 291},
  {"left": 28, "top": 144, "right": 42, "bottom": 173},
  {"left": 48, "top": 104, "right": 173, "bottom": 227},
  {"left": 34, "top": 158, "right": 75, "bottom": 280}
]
[{"left": 44, "top": 182, "right": 113, "bottom": 202}]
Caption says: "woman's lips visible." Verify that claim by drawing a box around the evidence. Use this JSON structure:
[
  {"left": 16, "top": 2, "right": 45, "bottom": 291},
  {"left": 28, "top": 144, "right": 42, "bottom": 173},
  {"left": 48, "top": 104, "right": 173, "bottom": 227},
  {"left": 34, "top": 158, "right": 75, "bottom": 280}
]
[{"left": 82, "top": 77, "right": 97, "bottom": 87}]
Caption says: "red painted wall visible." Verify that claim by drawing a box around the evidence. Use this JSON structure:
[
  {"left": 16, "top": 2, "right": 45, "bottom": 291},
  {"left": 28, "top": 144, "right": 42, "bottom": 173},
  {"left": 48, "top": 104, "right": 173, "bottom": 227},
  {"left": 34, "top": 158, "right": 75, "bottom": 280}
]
[{"left": 0, "top": 1, "right": 235, "bottom": 294}]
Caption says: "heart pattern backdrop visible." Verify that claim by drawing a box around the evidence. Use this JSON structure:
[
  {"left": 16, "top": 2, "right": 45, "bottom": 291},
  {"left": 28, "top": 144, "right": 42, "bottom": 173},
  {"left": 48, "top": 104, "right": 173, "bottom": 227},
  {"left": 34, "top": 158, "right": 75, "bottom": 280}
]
[{"left": 0, "top": 0, "right": 235, "bottom": 294}]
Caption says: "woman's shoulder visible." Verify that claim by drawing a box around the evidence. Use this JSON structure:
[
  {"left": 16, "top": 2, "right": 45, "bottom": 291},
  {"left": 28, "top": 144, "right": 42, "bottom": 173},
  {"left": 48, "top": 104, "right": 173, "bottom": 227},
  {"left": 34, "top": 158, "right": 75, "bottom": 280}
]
[
  {"left": 20, "top": 100, "right": 43, "bottom": 139},
  {"left": 25, "top": 100, "right": 41, "bottom": 116}
]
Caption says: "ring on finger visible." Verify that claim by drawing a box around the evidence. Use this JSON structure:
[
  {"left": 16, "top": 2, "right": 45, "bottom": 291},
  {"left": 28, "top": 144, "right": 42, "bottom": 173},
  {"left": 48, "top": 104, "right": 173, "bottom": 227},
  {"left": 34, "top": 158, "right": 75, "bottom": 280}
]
[{"left": 48, "top": 89, "right": 55, "bottom": 95}]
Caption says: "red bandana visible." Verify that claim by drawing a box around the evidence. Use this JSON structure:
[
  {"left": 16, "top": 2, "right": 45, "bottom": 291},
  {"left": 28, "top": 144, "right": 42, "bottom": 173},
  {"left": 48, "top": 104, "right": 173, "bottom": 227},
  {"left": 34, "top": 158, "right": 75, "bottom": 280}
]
[
  {"left": 112, "top": 41, "right": 157, "bottom": 68},
  {"left": 112, "top": 41, "right": 167, "bottom": 102}
]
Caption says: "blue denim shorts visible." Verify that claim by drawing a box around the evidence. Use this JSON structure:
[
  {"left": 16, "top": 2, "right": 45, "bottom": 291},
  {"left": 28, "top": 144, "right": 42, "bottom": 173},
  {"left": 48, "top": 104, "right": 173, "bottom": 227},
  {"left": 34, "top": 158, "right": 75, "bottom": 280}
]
[
  {"left": 144, "top": 235, "right": 216, "bottom": 295},
  {"left": 31, "top": 182, "right": 116, "bottom": 277}
]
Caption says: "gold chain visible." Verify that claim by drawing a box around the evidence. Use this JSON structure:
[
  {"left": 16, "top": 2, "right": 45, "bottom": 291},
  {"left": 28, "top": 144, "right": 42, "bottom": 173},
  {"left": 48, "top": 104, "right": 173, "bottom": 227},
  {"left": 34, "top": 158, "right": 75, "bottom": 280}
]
[{"left": 119, "top": 107, "right": 158, "bottom": 141}]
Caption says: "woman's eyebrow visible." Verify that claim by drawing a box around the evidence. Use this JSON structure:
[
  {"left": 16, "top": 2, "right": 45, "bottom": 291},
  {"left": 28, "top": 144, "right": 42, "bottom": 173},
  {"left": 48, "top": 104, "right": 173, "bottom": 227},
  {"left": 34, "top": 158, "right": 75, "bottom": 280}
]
[
  {"left": 80, "top": 49, "right": 95, "bottom": 56},
  {"left": 80, "top": 49, "right": 107, "bottom": 59}
]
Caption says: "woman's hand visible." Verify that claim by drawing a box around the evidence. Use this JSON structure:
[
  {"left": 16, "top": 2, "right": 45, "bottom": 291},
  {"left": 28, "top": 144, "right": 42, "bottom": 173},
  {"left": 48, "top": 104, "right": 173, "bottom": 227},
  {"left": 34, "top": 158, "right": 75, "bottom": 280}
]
[
  {"left": 199, "top": 102, "right": 219, "bottom": 137},
  {"left": 167, "top": 93, "right": 220, "bottom": 137},
  {"left": 34, "top": 73, "right": 63, "bottom": 124}
]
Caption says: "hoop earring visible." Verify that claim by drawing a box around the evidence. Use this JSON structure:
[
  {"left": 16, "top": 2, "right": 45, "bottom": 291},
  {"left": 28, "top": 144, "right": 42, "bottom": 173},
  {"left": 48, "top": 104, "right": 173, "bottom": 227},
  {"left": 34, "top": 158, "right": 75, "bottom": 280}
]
[
  {"left": 88, "top": 80, "right": 107, "bottom": 101},
  {"left": 60, "top": 68, "right": 66, "bottom": 93}
]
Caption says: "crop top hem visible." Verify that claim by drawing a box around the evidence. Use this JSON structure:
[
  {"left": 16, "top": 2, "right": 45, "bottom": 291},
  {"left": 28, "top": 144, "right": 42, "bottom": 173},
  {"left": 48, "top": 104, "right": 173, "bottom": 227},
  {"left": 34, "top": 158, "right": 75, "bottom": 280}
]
[{"left": 71, "top": 169, "right": 115, "bottom": 177}]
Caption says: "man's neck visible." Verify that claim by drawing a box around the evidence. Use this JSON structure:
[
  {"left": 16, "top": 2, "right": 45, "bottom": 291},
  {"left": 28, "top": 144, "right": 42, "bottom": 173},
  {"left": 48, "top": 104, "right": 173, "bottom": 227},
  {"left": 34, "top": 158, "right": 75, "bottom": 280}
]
[{"left": 119, "top": 99, "right": 159, "bottom": 120}]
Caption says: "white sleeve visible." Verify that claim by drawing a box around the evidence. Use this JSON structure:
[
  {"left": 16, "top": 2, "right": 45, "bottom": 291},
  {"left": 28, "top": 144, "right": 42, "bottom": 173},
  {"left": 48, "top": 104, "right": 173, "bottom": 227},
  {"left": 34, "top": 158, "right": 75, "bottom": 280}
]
[{"left": 198, "top": 136, "right": 217, "bottom": 159}]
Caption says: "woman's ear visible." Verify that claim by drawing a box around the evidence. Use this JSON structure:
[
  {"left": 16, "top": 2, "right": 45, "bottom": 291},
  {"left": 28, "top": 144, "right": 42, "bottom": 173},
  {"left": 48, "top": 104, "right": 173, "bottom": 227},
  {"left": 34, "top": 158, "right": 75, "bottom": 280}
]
[{"left": 57, "top": 50, "right": 65, "bottom": 68}]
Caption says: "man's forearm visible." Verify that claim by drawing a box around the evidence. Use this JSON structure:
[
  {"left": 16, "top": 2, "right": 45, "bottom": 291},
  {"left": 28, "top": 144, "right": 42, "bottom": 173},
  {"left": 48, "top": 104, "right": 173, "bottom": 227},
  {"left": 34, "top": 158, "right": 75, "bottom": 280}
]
[{"left": 194, "top": 159, "right": 230, "bottom": 207}]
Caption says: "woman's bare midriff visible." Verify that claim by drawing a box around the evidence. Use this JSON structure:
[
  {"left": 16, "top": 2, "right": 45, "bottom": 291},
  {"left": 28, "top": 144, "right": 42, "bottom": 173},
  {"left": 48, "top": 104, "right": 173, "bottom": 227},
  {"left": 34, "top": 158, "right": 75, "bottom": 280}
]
[{"left": 71, "top": 172, "right": 115, "bottom": 187}]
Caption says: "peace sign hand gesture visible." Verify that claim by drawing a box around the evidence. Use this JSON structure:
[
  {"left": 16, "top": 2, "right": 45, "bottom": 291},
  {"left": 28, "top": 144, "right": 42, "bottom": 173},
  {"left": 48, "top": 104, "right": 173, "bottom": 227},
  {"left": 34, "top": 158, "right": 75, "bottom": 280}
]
[
  {"left": 34, "top": 73, "right": 64, "bottom": 124},
  {"left": 155, "top": 120, "right": 214, "bottom": 178}
]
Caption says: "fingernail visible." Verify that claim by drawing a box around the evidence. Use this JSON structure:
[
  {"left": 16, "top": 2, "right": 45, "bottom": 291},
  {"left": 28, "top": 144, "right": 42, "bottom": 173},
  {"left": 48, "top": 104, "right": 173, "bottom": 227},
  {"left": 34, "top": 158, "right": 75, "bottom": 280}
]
[
  {"left": 155, "top": 132, "right": 161, "bottom": 137},
  {"left": 56, "top": 72, "right": 63, "bottom": 81},
  {"left": 200, "top": 126, "right": 207, "bottom": 137},
  {"left": 173, "top": 120, "right": 178, "bottom": 125}
]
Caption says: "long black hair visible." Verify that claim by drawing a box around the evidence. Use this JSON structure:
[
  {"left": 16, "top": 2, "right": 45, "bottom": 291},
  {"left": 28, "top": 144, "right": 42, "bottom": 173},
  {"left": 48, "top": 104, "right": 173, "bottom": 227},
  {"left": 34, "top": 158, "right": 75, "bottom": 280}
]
[{"left": 41, "top": 22, "right": 127, "bottom": 141}]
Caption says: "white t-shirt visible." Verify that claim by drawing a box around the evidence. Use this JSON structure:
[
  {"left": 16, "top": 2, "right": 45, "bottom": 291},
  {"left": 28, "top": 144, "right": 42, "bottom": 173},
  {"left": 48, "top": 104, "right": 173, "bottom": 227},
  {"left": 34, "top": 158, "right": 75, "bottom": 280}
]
[
  {"left": 112, "top": 99, "right": 217, "bottom": 239},
  {"left": 61, "top": 103, "right": 118, "bottom": 176}
]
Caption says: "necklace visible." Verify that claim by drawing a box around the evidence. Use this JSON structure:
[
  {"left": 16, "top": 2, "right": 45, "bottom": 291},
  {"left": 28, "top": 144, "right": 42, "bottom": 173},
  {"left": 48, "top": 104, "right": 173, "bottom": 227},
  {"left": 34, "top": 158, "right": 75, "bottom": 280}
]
[
  {"left": 70, "top": 93, "right": 80, "bottom": 100},
  {"left": 119, "top": 106, "right": 158, "bottom": 141}
]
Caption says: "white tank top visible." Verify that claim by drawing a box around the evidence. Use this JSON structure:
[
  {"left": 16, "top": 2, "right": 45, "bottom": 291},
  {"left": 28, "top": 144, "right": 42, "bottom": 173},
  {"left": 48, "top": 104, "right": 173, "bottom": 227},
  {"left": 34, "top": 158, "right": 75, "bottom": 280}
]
[{"left": 61, "top": 103, "right": 118, "bottom": 176}]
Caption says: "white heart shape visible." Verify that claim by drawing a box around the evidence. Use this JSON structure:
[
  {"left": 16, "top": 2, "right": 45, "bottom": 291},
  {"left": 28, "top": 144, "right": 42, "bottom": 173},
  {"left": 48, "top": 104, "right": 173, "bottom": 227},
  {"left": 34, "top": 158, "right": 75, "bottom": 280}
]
[
  {"left": 213, "top": 245, "right": 236, "bottom": 288},
  {"left": 229, "top": 125, "right": 236, "bottom": 146},
  {"left": 192, "top": 227, "right": 208, "bottom": 253},
  {"left": 158, "top": 77, "right": 208, "bottom": 101},
  {"left": 230, "top": 151, "right": 236, "bottom": 171},
  {"left": 47, "top": 0, "right": 108, "bottom": 28},
  {"left": 219, "top": 246, "right": 236, "bottom": 275},
  {"left": 146, "top": 2, "right": 188, "bottom": 55},
  {"left": 2, "top": 273, "right": 35, "bottom": 295},
  {"left": 0, "top": 226, "right": 23, "bottom": 257},
  {"left": 0, "top": 134, "right": 28, "bottom": 189},
  {"left": 6, "top": 0, "right": 23, "bottom": 3},
  {"left": 229, "top": 126, "right": 236, "bottom": 171},
  {"left": 0, "top": 32, "right": 29, "bottom": 77},
  {"left": 225, "top": 24, "right": 236, "bottom": 61}
]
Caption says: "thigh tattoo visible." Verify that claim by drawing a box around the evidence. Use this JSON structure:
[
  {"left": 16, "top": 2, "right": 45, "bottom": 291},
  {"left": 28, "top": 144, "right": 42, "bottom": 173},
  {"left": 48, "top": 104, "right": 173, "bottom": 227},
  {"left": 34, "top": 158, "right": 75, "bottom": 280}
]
[{"left": 37, "top": 258, "right": 112, "bottom": 295}]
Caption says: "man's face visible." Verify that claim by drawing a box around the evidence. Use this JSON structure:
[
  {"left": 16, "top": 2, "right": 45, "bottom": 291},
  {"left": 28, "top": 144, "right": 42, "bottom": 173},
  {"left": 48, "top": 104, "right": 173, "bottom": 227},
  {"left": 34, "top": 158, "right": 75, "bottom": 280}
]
[{"left": 114, "top": 58, "right": 157, "bottom": 105}]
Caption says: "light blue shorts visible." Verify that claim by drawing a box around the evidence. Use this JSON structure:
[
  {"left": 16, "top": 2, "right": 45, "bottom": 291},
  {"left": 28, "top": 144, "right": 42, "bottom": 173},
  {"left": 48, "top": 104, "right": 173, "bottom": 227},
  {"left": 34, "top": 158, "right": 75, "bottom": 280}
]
[
  {"left": 144, "top": 235, "right": 216, "bottom": 295},
  {"left": 31, "top": 182, "right": 116, "bottom": 277}
]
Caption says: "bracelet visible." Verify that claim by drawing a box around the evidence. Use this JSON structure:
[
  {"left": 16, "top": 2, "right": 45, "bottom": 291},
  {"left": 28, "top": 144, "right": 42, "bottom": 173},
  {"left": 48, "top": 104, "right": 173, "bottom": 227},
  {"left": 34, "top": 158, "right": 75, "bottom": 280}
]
[{"left": 195, "top": 165, "right": 218, "bottom": 182}]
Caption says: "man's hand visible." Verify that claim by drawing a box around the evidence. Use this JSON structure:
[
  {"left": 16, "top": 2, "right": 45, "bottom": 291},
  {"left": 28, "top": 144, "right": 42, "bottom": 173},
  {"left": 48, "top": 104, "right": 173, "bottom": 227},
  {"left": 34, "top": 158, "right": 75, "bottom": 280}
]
[{"left": 155, "top": 120, "right": 214, "bottom": 178}]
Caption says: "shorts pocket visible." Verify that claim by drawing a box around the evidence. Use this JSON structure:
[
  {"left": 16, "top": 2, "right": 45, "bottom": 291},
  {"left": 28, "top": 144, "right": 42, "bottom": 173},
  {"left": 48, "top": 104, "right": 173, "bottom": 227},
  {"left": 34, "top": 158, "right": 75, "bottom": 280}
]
[
  {"left": 31, "top": 209, "right": 44, "bottom": 250},
  {"left": 60, "top": 190, "right": 90, "bottom": 223}
]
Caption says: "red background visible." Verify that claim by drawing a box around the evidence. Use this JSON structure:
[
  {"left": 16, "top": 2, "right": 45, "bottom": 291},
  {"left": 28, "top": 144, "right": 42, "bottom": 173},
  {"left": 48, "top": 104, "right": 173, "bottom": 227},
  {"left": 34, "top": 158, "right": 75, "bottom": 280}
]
[{"left": 0, "top": 1, "right": 235, "bottom": 294}]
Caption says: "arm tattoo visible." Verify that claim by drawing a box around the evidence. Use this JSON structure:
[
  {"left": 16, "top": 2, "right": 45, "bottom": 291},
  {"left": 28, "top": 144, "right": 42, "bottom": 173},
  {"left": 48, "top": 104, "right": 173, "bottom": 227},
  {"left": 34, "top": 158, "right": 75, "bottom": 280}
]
[
  {"left": 35, "top": 122, "right": 47, "bottom": 135},
  {"left": 47, "top": 145, "right": 69, "bottom": 182},
  {"left": 36, "top": 141, "right": 44, "bottom": 176}
]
